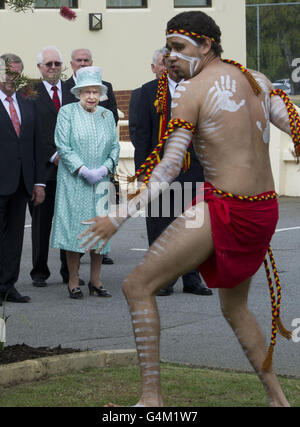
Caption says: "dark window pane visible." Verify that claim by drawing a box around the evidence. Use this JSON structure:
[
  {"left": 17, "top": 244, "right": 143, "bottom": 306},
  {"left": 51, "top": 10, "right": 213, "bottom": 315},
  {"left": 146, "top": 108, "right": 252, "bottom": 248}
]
[
  {"left": 107, "top": 0, "right": 147, "bottom": 8},
  {"left": 174, "top": 0, "right": 211, "bottom": 7},
  {"left": 35, "top": 0, "right": 78, "bottom": 8}
]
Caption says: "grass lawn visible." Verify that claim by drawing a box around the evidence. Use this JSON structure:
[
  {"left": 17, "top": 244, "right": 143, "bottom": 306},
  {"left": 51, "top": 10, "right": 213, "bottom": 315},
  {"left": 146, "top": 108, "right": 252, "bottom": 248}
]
[{"left": 0, "top": 363, "right": 299, "bottom": 407}]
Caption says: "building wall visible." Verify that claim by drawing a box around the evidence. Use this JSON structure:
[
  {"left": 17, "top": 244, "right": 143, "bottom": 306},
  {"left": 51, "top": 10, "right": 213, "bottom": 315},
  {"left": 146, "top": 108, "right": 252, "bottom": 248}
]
[
  {"left": 0, "top": 0, "right": 246, "bottom": 88},
  {"left": 0, "top": 0, "right": 246, "bottom": 142}
]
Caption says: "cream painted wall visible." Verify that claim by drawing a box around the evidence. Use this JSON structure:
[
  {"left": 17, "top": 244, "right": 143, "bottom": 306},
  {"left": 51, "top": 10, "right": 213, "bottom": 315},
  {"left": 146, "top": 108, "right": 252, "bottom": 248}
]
[{"left": 0, "top": 0, "right": 246, "bottom": 90}]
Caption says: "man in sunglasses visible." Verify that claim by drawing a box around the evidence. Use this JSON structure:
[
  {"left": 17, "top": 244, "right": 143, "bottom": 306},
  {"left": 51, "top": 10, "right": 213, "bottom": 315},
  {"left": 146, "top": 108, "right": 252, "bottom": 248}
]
[{"left": 29, "top": 46, "right": 84, "bottom": 288}]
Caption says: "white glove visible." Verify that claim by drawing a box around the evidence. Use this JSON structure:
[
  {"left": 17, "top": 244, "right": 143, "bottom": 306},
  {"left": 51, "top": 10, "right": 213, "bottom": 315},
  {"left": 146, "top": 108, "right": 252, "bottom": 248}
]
[
  {"left": 79, "top": 166, "right": 108, "bottom": 185},
  {"left": 96, "top": 165, "right": 109, "bottom": 179}
]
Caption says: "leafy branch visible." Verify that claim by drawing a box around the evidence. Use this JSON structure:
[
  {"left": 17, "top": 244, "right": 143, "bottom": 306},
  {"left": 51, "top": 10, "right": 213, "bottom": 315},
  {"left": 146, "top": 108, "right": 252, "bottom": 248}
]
[{"left": 5, "top": 0, "right": 35, "bottom": 13}]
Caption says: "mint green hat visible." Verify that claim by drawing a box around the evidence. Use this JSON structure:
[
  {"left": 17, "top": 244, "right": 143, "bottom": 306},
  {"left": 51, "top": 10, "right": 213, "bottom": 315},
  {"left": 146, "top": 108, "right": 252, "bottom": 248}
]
[{"left": 71, "top": 66, "right": 108, "bottom": 100}]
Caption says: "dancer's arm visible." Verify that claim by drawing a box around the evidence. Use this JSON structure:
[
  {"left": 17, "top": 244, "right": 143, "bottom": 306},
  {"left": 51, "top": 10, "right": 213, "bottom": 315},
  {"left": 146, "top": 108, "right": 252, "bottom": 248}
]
[
  {"left": 269, "top": 94, "right": 293, "bottom": 135},
  {"left": 79, "top": 81, "right": 199, "bottom": 251},
  {"left": 79, "top": 127, "right": 193, "bottom": 251}
]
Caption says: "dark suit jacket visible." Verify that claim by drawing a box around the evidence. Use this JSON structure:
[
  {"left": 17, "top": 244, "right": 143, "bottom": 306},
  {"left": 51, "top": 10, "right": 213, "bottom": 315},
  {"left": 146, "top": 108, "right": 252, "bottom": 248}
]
[
  {"left": 64, "top": 76, "right": 119, "bottom": 125},
  {"left": 34, "top": 81, "right": 76, "bottom": 181},
  {"left": 129, "top": 87, "right": 141, "bottom": 146},
  {"left": 0, "top": 92, "right": 45, "bottom": 196},
  {"left": 131, "top": 79, "right": 204, "bottom": 187}
]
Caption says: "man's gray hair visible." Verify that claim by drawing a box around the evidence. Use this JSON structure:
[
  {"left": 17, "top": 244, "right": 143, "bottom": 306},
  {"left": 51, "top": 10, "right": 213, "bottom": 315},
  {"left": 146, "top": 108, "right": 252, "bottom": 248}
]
[
  {"left": 71, "top": 48, "right": 93, "bottom": 61},
  {"left": 152, "top": 48, "right": 168, "bottom": 66},
  {"left": 37, "top": 46, "right": 63, "bottom": 65},
  {"left": 0, "top": 53, "right": 24, "bottom": 71}
]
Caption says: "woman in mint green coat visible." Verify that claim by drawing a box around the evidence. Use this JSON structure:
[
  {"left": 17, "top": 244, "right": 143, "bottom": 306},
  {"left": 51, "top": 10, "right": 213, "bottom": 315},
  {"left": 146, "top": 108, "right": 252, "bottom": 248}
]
[{"left": 51, "top": 67, "right": 120, "bottom": 300}]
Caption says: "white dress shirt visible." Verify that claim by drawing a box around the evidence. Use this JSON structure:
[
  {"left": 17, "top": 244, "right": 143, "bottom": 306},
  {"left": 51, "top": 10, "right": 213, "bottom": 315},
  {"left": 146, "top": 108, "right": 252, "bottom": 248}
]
[
  {"left": 0, "top": 89, "right": 21, "bottom": 123},
  {"left": 0, "top": 89, "right": 45, "bottom": 187},
  {"left": 168, "top": 76, "right": 184, "bottom": 99},
  {"left": 42, "top": 79, "right": 62, "bottom": 105},
  {"left": 42, "top": 80, "right": 62, "bottom": 164}
]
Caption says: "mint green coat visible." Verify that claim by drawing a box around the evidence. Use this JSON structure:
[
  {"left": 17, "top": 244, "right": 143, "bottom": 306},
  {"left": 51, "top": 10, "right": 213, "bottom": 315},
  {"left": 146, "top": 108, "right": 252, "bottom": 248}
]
[{"left": 51, "top": 102, "right": 120, "bottom": 253}]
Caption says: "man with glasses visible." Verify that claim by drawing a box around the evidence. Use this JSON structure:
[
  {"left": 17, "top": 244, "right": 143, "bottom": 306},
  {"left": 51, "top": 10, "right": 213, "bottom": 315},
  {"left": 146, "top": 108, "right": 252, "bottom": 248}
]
[{"left": 29, "top": 46, "right": 84, "bottom": 288}]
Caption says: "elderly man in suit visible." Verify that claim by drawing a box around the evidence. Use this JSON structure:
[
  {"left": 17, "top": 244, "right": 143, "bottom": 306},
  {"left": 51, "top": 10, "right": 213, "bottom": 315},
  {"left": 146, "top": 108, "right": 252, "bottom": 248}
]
[
  {"left": 0, "top": 54, "right": 45, "bottom": 306},
  {"left": 129, "top": 48, "right": 212, "bottom": 296},
  {"left": 129, "top": 48, "right": 166, "bottom": 145},
  {"left": 64, "top": 47, "right": 118, "bottom": 265},
  {"left": 29, "top": 46, "right": 84, "bottom": 287}
]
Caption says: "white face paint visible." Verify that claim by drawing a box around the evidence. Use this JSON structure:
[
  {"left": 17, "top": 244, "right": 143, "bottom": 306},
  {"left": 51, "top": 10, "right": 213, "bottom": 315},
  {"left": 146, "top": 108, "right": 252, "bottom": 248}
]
[
  {"left": 169, "top": 51, "right": 201, "bottom": 78},
  {"left": 166, "top": 33, "right": 199, "bottom": 47}
]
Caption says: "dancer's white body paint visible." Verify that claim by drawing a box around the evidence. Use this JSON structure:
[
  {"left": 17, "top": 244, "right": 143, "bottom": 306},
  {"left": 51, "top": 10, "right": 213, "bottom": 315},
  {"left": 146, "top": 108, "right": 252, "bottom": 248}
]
[
  {"left": 208, "top": 75, "right": 246, "bottom": 113},
  {"left": 169, "top": 51, "right": 201, "bottom": 78}
]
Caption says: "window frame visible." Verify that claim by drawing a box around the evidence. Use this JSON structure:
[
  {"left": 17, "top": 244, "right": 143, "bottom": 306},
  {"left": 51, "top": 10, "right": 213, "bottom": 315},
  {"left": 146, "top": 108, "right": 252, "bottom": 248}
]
[
  {"left": 106, "top": 0, "right": 147, "bottom": 9},
  {"left": 174, "top": 0, "right": 212, "bottom": 8},
  {"left": 34, "top": 0, "right": 78, "bottom": 9}
]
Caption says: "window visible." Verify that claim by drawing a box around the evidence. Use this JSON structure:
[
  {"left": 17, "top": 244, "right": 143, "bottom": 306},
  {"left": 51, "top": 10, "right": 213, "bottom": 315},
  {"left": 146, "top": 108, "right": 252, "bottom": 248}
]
[
  {"left": 107, "top": 0, "right": 147, "bottom": 8},
  {"left": 35, "top": 0, "right": 78, "bottom": 8},
  {"left": 174, "top": 0, "right": 211, "bottom": 7},
  {"left": 0, "top": 0, "right": 4, "bottom": 9}
]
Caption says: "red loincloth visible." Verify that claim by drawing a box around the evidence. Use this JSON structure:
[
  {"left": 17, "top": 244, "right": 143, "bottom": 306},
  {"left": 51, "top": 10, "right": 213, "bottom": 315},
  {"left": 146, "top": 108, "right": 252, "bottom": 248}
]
[{"left": 194, "top": 182, "right": 279, "bottom": 289}]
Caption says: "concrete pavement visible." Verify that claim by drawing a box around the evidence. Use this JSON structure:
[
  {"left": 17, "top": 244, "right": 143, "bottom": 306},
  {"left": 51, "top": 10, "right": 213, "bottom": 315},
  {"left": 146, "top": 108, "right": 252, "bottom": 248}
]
[{"left": 2, "top": 197, "right": 300, "bottom": 378}]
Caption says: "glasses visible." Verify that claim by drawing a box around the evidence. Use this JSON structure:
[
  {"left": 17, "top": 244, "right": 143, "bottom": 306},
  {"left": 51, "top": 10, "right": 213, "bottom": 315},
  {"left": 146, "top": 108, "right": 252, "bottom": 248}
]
[{"left": 43, "top": 61, "right": 62, "bottom": 68}]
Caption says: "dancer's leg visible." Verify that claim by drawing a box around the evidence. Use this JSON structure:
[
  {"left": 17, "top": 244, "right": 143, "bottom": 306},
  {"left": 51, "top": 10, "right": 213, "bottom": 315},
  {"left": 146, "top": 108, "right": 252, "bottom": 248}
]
[
  {"left": 219, "top": 280, "right": 290, "bottom": 407},
  {"left": 108, "top": 202, "right": 214, "bottom": 406}
]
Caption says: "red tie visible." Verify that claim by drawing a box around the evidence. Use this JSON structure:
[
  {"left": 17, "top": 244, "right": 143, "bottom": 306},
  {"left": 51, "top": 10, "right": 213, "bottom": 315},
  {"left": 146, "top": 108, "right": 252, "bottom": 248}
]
[
  {"left": 51, "top": 86, "right": 61, "bottom": 112},
  {"left": 6, "top": 96, "right": 21, "bottom": 137}
]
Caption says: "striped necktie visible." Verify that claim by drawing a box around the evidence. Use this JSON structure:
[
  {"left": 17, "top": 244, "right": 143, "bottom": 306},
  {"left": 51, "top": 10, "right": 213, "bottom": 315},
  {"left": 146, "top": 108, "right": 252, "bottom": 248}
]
[{"left": 6, "top": 96, "right": 20, "bottom": 137}]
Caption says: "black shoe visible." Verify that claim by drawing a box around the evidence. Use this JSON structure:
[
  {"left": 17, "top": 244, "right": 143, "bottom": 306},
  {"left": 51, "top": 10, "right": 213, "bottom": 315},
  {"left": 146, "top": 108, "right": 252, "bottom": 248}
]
[
  {"left": 88, "top": 282, "right": 112, "bottom": 297},
  {"left": 32, "top": 279, "right": 47, "bottom": 287},
  {"left": 102, "top": 255, "right": 114, "bottom": 265},
  {"left": 68, "top": 286, "right": 83, "bottom": 299},
  {"left": 62, "top": 277, "right": 85, "bottom": 286},
  {"left": 183, "top": 284, "right": 213, "bottom": 296},
  {"left": 157, "top": 287, "right": 174, "bottom": 296},
  {"left": 5, "top": 286, "right": 31, "bottom": 303}
]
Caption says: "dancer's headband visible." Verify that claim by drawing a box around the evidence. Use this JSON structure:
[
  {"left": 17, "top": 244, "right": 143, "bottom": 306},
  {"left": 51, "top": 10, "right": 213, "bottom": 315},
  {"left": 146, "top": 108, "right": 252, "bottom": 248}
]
[{"left": 166, "top": 29, "right": 216, "bottom": 45}]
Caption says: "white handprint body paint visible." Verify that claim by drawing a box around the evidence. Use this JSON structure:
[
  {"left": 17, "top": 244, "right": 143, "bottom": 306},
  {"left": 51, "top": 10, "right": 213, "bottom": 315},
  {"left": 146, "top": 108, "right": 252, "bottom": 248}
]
[
  {"left": 208, "top": 75, "right": 246, "bottom": 113},
  {"left": 195, "top": 75, "right": 245, "bottom": 180}
]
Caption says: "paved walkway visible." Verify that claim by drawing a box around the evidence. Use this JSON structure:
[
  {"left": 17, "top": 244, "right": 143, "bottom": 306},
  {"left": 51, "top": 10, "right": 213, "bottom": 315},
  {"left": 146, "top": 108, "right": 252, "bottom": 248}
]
[{"left": 4, "top": 197, "right": 300, "bottom": 377}]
